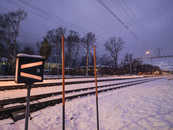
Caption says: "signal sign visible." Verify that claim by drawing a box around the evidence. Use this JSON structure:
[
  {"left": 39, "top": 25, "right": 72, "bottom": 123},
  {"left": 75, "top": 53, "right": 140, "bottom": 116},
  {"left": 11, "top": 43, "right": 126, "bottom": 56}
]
[{"left": 15, "top": 54, "right": 45, "bottom": 84}]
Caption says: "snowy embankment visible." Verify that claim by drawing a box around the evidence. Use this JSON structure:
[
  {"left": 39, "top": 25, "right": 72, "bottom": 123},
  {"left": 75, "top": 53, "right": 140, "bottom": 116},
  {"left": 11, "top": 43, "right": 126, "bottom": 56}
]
[{"left": 1, "top": 78, "right": 173, "bottom": 130}]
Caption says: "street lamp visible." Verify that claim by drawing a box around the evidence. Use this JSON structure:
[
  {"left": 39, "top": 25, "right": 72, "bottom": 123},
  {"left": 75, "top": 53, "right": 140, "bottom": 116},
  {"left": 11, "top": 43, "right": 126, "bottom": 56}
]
[
  {"left": 145, "top": 50, "right": 150, "bottom": 55},
  {"left": 145, "top": 50, "right": 153, "bottom": 75},
  {"left": 145, "top": 50, "right": 152, "bottom": 63}
]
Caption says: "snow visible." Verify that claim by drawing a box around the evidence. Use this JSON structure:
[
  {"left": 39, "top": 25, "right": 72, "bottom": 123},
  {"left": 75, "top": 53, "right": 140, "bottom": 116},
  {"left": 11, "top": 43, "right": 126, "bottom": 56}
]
[
  {"left": 1, "top": 77, "right": 154, "bottom": 109},
  {"left": 1, "top": 77, "right": 173, "bottom": 130},
  {"left": 17, "top": 53, "right": 44, "bottom": 59},
  {"left": 0, "top": 77, "right": 150, "bottom": 100},
  {"left": 0, "top": 75, "right": 144, "bottom": 87}
]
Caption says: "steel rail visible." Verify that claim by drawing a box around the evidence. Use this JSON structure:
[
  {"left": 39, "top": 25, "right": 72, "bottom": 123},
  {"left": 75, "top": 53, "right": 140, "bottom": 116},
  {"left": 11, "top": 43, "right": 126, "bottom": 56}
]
[
  {"left": 0, "top": 76, "right": 148, "bottom": 91},
  {"left": 0, "top": 78, "right": 161, "bottom": 120}
]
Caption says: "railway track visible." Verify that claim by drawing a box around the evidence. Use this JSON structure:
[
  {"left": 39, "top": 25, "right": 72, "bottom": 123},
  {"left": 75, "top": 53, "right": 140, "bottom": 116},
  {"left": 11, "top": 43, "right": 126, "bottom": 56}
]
[
  {"left": 0, "top": 75, "right": 94, "bottom": 82},
  {"left": 0, "top": 76, "right": 145, "bottom": 91},
  {"left": 0, "top": 77, "right": 161, "bottom": 121},
  {"left": 0, "top": 75, "right": 146, "bottom": 82}
]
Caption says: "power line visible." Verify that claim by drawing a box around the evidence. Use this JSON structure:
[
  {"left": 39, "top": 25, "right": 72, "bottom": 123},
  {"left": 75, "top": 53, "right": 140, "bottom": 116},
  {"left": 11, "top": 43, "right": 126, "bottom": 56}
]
[
  {"left": 17, "top": 0, "right": 101, "bottom": 34},
  {"left": 5, "top": 0, "right": 118, "bottom": 41},
  {"left": 110, "top": 0, "right": 135, "bottom": 26},
  {"left": 16, "top": 0, "right": 108, "bottom": 39},
  {"left": 120, "top": 0, "right": 137, "bottom": 18},
  {"left": 118, "top": 0, "right": 133, "bottom": 18},
  {"left": 96, "top": 0, "right": 138, "bottom": 40},
  {"left": 9, "top": 0, "right": 84, "bottom": 34},
  {"left": 4, "top": 0, "right": 123, "bottom": 43},
  {"left": 7, "top": 0, "right": 84, "bottom": 33},
  {"left": 6, "top": 0, "right": 53, "bottom": 27},
  {"left": 0, "top": 3, "right": 44, "bottom": 41},
  {"left": 17, "top": 0, "right": 67, "bottom": 27}
]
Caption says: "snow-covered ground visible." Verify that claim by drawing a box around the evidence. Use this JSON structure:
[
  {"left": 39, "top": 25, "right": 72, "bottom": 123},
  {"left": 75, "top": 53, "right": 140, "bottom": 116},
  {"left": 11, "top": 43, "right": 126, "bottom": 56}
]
[
  {"left": 0, "top": 75, "right": 144, "bottom": 87},
  {"left": 0, "top": 77, "right": 150, "bottom": 100},
  {"left": 1, "top": 78, "right": 173, "bottom": 130}
]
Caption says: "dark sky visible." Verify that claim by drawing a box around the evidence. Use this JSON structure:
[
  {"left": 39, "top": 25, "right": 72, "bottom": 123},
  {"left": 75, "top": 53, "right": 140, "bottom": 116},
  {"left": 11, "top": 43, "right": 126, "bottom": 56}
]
[{"left": 1, "top": 0, "right": 173, "bottom": 69}]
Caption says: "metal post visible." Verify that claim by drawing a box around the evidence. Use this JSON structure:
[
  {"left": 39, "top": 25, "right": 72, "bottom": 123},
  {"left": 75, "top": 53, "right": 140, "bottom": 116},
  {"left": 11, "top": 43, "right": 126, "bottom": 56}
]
[
  {"left": 86, "top": 48, "right": 89, "bottom": 76},
  {"left": 61, "top": 35, "right": 65, "bottom": 130},
  {"left": 130, "top": 63, "right": 132, "bottom": 74},
  {"left": 93, "top": 46, "right": 100, "bottom": 130},
  {"left": 25, "top": 84, "right": 31, "bottom": 130},
  {"left": 151, "top": 57, "right": 153, "bottom": 75}
]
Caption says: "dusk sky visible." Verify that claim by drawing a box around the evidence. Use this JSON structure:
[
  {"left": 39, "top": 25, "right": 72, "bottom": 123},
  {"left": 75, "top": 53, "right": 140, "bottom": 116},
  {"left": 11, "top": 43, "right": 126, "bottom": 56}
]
[
  {"left": 1, "top": 0, "right": 173, "bottom": 60},
  {"left": 1, "top": 3, "right": 173, "bottom": 128}
]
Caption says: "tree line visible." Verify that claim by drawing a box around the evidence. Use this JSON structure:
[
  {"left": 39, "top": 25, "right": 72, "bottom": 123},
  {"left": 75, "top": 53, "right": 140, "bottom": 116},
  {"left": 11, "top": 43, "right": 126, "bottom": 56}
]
[{"left": 0, "top": 10, "right": 161, "bottom": 75}]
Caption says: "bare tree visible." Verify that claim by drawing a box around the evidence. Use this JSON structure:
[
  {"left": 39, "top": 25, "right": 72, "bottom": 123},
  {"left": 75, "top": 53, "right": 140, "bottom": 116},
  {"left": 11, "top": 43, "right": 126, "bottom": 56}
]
[
  {"left": 98, "top": 54, "right": 113, "bottom": 66},
  {"left": 81, "top": 32, "right": 96, "bottom": 76},
  {"left": 0, "top": 42, "right": 7, "bottom": 58},
  {"left": 21, "top": 45, "right": 34, "bottom": 55},
  {"left": 122, "top": 53, "right": 133, "bottom": 73},
  {"left": 66, "top": 30, "right": 80, "bottom": 68},
  {"left": 45, "top": 27, "right": 66, "bottom": 63},
  {"left": 44, "top": 27, "right": 66, "bottom": 75},
  {"left": 0, "top": 9, "right": 27, "bottom": 73},
  {"left": 39, "top": 38, "right": 52, "bottom": 61},
  {"left": 104, "top": 37, "right": 124, "bottom": 68}
]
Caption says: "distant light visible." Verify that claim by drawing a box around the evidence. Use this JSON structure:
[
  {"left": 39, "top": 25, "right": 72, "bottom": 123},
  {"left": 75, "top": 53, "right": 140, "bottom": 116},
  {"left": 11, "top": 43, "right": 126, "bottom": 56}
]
[{"left": 145, "top": 51, "right": 150, "bottom": 55}]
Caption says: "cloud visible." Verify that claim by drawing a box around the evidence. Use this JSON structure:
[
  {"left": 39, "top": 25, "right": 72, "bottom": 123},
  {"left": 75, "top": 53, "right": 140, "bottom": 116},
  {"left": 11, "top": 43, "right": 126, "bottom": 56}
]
[{"left": 0, "top": 0, "right": 173, "bottom": 61}]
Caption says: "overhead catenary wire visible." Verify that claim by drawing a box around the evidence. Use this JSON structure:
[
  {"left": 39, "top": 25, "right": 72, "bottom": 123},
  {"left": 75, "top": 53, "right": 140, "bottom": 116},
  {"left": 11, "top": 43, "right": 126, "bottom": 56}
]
[
  {"left": 120, "top": 0, "right": 137, "bottom": 18},
  {"left": 109, "top": 0, "right": 135, "bottom": 27},
  {"left": 96, "top": 0, "right": 138, "bottom": 40},
  {"left": 0, "top": 2, "right": 125, "bottom": 58},
  {"left": 7, "top": 0, "right": 86, "bottom": 35},
  {"left": 6, "top": 0, "right": 54, "bottom": 27},
  {"left": 17, "top": 0, "right": 107, "bottom": 36},
  {"left": 16, "top": 0, "right": 69, "bottom": 28},
  {"left": 6, "top": 0, "right": 109, "bottom": 64},
  {"left": 3, "top": 0, "right": 131, "bottom": 43},
  {"left": 14, "top": 0, "right": 109, "bottom": 41},
  {"left": 3, "top": 0, "right": 110, "bottom": 42}
]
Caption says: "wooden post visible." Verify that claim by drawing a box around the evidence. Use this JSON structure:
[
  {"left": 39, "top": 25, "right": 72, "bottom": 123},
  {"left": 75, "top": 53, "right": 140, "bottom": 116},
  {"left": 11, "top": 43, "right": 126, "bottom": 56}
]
[
  {"left": 61, "top": 35, "right": 65, "bottom": 130},
  {"left": 93, "top": 45, "right": 99, "bottom": 130}
]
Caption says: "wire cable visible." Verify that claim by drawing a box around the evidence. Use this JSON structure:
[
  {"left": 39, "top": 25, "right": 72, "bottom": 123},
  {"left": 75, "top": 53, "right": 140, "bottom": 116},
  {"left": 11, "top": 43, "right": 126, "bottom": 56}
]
[{"left": 96, "top": 0, "right": 138, "bottom": 40}]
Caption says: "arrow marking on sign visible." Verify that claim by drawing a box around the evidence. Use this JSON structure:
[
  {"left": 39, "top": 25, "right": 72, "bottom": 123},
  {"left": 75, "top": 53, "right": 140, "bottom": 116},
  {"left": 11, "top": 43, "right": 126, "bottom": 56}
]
[
  {"left": 15, "top": 58, "right": 19, "bottom": 82},
  {"left": 21, "top": 61, "right": 43, "bottom": 69},
  {"left": 20, "top": 72, "right": 42, "bottom": 80}
]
